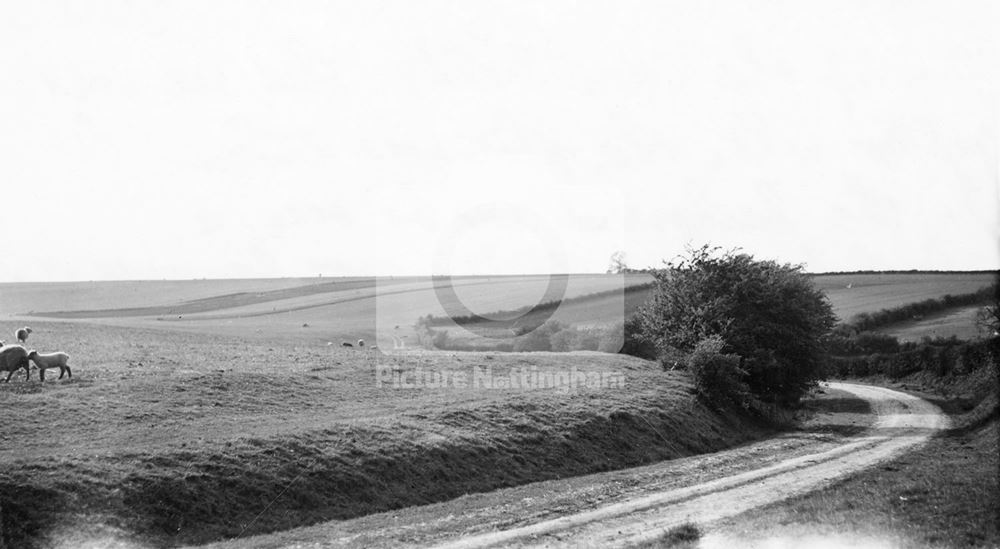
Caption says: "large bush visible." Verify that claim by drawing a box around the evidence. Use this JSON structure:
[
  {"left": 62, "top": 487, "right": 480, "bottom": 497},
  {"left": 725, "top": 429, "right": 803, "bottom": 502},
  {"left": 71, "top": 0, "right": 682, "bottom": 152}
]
[{"left": 634, "top": 245, "right": 837, "bottom": 405}]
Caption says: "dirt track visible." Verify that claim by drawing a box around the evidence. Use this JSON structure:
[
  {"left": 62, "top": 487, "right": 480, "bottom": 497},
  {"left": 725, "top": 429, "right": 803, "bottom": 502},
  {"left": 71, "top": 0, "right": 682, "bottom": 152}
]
[
  {"left": 201, "top": 381, "right": 947, "bottom": 549},
  {"left": 430, "top": 382, "right": 948, "bottom": 548}
]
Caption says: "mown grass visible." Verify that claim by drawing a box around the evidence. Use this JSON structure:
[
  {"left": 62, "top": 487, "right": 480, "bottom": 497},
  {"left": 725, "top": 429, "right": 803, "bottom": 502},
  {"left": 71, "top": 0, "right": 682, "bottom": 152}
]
[{"left": 0, "top": 321, "right": 773, "bottom": 548}]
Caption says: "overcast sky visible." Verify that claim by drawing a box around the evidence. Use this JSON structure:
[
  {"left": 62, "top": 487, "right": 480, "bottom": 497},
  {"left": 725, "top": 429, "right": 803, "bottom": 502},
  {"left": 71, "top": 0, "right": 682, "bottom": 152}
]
[{"left": 1, "top": 1, "right": 996, "bottom": 282}]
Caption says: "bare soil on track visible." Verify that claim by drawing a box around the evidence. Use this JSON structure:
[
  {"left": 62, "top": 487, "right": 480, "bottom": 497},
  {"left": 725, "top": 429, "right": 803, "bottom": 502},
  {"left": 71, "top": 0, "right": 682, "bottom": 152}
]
[{"left": 197, "top": 382, "right": 945, "bottom": 548}]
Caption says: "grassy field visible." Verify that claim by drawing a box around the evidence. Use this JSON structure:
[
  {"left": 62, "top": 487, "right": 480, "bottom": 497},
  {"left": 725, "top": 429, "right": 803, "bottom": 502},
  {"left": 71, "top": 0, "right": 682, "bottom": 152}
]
[
  {"left": 814, "top": 272, "right": 995, "bottom": 322},
  {"left": 0, "top": 272, "right": 993, "bottom": 547},
  {"left": 0, "top": 320, "right": 774, "bottom": 548},
  {"left": 0, "top": 278, "right": 335, "bottom": 316},
  {"left": 3, "top": 274, "right": 652, "bottom": 349}
]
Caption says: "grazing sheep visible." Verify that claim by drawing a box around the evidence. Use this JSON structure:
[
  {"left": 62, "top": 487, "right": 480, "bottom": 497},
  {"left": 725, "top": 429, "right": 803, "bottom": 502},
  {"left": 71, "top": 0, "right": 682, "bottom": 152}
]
[
  {"left": 0, "top": 345, "right": 30, "bottom": 382},
  {"left": 341, "top": 342, "right": 354, "bottom": 348},
  {"left": 28, "top": 351, "right": 72, "bottom": 382},
  {"left": 15, "top": 327, "right": 32, "bottom": 344},
  {"left": 358, "top": 339, "right": 365, "bottom": 348}
]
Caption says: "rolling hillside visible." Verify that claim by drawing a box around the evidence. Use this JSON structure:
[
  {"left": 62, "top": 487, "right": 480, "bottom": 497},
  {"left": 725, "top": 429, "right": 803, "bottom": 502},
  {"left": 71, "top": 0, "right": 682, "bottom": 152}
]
[
  {"left": 0, "top": 272, "right": 993, "bottom": 547},
  {"left": 4, "top": 272, "right": 992, "bottom": 350}
]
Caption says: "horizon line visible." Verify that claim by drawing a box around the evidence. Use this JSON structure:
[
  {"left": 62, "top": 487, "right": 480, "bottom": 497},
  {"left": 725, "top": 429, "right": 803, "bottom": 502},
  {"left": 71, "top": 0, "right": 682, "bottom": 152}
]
[{"left": 1, "top": 268, "right": 997, "bottom": 285}]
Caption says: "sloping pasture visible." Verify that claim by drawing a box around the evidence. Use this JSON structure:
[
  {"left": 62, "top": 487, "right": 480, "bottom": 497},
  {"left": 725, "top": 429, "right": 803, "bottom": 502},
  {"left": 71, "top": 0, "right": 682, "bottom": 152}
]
[{"left": 0, "top": 320, "right": 767, "bottom": 548}]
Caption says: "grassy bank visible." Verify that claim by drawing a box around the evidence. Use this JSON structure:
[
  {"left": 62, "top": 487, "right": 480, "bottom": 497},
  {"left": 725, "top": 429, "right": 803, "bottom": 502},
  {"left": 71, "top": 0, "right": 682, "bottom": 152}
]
[{"left": 0, "top": 321, "right": 773, "bottom": 548}]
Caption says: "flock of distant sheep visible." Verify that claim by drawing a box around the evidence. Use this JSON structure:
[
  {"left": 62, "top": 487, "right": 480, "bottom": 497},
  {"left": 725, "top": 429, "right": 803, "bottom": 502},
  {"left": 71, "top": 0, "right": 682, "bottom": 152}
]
[{"left": 0, "top": 327, "right": 72, "bottom": 383}]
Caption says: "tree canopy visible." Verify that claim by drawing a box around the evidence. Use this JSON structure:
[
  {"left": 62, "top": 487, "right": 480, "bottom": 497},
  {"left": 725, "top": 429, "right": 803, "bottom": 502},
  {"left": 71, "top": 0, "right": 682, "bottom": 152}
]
[{"left": 633, "top": 245, "right": 837, "bottom": 405}]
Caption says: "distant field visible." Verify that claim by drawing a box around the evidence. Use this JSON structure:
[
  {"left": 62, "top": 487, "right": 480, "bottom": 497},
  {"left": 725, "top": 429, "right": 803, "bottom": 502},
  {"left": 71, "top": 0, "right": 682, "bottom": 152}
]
[
  {"left": 0, "top": 277, "right": 334, "bottom": 316},
  {"left": 3, "top": 272, "right": 992, "bottom": 351},
  {"left": 813, "top": 273, "right": 995, "bottom": 322},
  {"left": 435, "top": 273, "right": 996, "bottom": 347},
  {"left": 3, "top": 274, "right": 652, "bottom": 348},
  {"left": 879, "top": 305, "right": 992, "bottom": 343}
]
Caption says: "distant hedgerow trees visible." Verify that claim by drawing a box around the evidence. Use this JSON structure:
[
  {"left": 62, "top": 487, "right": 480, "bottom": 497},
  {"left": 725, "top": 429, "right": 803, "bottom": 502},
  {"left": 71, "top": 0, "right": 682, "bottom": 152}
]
[{"left": 631, "top": 245, "right": 837, "bottom": 406}]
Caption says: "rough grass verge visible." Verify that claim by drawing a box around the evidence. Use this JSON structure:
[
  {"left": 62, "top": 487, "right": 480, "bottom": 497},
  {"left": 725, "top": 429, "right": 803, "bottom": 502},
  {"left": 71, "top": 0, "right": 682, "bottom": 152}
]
[{"left": 0, "top": 374, "right": 772, "bottom": 548}]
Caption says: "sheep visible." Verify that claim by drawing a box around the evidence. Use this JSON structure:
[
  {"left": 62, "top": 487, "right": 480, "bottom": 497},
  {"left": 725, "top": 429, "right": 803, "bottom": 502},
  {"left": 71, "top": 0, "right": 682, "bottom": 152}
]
[
  {"left": 357, "top": 339, "right": 365, "bottom": 348},
  {"left": 341, "top": 342, "right": 354, "bottom": 348},
  {"left": 27, "top": 351, "right": 72, "bottom": 382},
  {"left": 15, "top": 327, "right": 32, "bottom": 344},
  {"left": 0, "top": 345, "right": 30, "bottom": 382}
]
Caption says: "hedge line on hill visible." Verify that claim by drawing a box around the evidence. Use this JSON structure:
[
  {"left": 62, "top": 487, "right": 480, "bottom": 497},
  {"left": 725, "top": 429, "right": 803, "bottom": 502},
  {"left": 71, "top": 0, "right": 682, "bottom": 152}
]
[
  {"left": 846, "top": 285, "right": 994, "bottom": 333},
  {"left": 417, "top": 282, "right": 655, "bottom": 328}
]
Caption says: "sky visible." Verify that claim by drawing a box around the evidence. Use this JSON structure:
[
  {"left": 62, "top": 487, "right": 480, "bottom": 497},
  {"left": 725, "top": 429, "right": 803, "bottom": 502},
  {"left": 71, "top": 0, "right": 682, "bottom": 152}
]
[{"left": 0, "top": 1, "right": 997, "bottom": 282}]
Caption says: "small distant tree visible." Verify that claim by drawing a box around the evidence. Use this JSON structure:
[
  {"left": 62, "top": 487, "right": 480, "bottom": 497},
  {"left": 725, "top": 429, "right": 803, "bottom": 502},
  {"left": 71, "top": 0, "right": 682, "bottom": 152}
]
[
  {"left": 607, "top": 251, "right": 629, "bottom": 274},
  {"left": 634, "top": 245, "right": 837, "bottom": 405}
]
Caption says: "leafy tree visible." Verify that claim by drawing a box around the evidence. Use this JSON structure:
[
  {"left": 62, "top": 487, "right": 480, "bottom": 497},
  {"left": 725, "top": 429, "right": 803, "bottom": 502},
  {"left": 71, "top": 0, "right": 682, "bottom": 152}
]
[
  {"left": 634, "top": 245, "right": 837, "bottom": 405},
  {"left": 607, "top": 251, "right": 629, "bottom": 274}
]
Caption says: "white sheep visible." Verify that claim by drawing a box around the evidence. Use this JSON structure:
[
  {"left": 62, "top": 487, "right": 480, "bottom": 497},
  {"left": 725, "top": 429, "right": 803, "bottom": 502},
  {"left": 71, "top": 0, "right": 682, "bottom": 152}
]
[
  {"left": 358, "top": 339, "right": 365, "bottom": 348},
  {"left": 27, "top": 350, "right": 72, "bottom": 382},
  {"left": 15, "top": 327, "right": 32, "bottom": 344}
]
